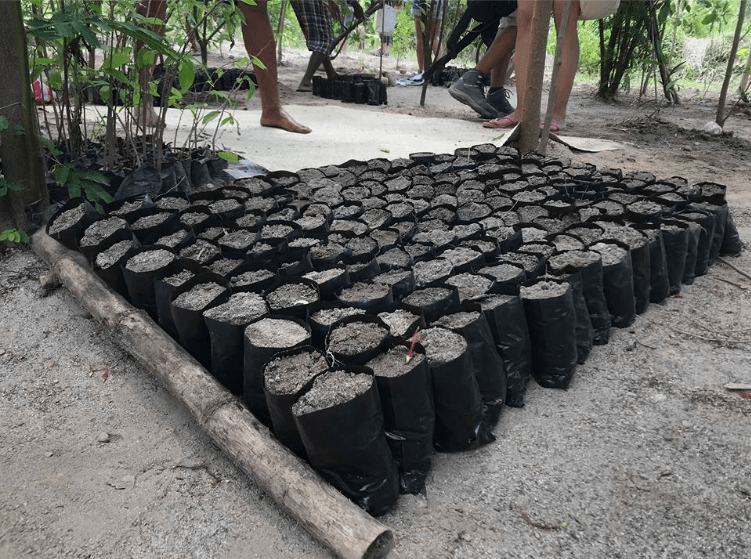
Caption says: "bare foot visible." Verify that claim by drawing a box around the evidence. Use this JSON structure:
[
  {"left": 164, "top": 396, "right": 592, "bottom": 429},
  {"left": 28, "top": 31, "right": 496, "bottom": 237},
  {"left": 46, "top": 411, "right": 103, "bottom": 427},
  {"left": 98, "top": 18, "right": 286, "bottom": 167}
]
[{"left": 260, "top": 109, "right": 311, "bottom": 134}]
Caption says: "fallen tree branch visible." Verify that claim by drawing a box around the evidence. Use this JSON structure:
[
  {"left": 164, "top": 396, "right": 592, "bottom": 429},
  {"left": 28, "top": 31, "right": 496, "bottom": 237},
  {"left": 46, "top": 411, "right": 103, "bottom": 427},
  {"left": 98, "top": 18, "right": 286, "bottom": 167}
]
[
  {"left": 718, "top": 257, "right": 751, "bottom": 283},
  {"left": 31, "top": 229, "right": 393, "bottom": 559}
]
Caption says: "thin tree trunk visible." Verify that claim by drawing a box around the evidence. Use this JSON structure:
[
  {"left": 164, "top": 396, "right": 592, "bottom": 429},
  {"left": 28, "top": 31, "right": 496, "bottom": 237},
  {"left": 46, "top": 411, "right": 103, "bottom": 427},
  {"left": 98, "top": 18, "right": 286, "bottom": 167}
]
[
  {"left": 277, "top": 0, "right": 288, "bottom": 65},
  {"left": 716, "top": 0, "right": 747, "bottom": 126},
  {"left": 0, "top": 0, "right": 49, "bottom": 233},
  {"left": 540, "top": 0, "right": 572, "bottom": 155},
  {"left": 519, "top": 0, "right": 552, "bottom": 154},
  {"left": 740, "top": 46, "right": 751, "bottom": 98}
]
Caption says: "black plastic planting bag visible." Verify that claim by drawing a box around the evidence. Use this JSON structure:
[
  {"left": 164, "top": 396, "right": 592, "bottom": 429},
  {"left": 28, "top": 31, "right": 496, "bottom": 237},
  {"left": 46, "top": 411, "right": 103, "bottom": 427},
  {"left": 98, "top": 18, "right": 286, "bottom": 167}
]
[
  {"left": 263, "top": 346, "right": 328, "bottom": 458},
  {"left": 46, "top": 197, "right": 100, "bottom": 251},
  {"left": 592, "top": 242, "right": 636, "bottom": 329},
  {"left": 475, "top": 291, "right": 532, "bottom": 408},
  {"left": 579, "top": 255, "right": 611, "bottom": 346},
  {"left": 660, "top": 220, "right": 689, "bottom": 294},
  {"left": 121, "top": 245, "right": 177, "bottom": 321},
  {"left": 628, "top": 238, "right": 651, "bottom": 315},
  {"left": 680, "top": 220, "right": 701, "bottom": 285},
  {"left": 720, "top": 210, "right": 743, "bottom": 257},
  {"left": 633, "top": 225, "right": 670, "bottom": 304},
  {"left": 692, "top": 202, "right": 727, "bottom": 265},
  {"left": 153, "top": 258, "right": 207, "bottom": 340},
  {"left": 402, "top": 284, "right": 461, "bottom": 325},
  {"left": 170, "top": 273, "right": 231, "bottom": 368},
  {"left": 552, "top": 270, "right": 594, "bottom": 364},
  {"left": 521, "top": 280, "right": 578, "bottom": 389},
  {"left": 114, "top": 165, "right": 162, "bottom": 201},
  {"left": 91, "top": 229, "right": 140, "bottom": 300},
  {"left": 367, "top": 343, "right": 435, "bottom": 495},
  {"left": 326, "top": 315, "right": 392, "bottom": 367},
  {"left": 435, "top": 303, "right": 507, "bottom": 428},
  {"left": 679, "top": 211, "right": 715, "bottom": 277},
  {"left": 244, "top": 315, "right": 312, "bottom": 428},
  {"left": 421, "top": 327, "right": 493, "bottom": 452},
  {"left": 293, "top": 368, "right": 400, "bottom": 516},
  {"left": 204, "top": 292, "right": 269, "bottom": 396}
]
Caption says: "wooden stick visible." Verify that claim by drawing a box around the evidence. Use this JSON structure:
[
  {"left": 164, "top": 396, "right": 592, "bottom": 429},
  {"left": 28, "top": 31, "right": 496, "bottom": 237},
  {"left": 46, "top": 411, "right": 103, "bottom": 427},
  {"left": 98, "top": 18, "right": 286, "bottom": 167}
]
[
  {"left": 718, "top": 256, "right": 751, "bottom": 282},
  {"left": 31, "top": 229, "right": 393, "bottom": 559}
]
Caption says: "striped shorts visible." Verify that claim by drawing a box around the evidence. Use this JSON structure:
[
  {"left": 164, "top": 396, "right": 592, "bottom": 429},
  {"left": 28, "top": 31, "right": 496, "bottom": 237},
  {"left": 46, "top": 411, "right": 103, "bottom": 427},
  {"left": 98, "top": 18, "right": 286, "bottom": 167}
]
[{"left": 291, "top": 0, "right": 334, "bottom": 54}]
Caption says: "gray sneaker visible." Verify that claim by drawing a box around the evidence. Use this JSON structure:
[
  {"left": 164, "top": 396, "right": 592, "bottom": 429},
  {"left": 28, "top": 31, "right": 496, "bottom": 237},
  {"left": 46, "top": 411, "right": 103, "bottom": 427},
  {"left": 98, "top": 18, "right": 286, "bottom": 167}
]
[
  {"left": 486, "top": 87, "right": 514, "bottom": 117},
  {"left": 449, "top": 69, "right": 498, "bottom": 119}
]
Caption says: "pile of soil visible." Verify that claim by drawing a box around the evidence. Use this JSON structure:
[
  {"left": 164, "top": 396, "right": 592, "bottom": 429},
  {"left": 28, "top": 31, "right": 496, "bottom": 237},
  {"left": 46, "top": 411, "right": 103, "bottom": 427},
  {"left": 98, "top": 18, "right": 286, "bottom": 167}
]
[
  {"left": 203, "top": 292, "right": 268, "bottom": 325},
  {"left": 172, "top": 282, "right": 225, "bottom": 310},
  {"left": 264, "top": 350, "right": 329, "bottom": 396},
  {"left": 245, "top": 317, "right": 309, "bottom": 348},
  {"left": 292, "top": 370, "right": 373, "bottom": 416}
]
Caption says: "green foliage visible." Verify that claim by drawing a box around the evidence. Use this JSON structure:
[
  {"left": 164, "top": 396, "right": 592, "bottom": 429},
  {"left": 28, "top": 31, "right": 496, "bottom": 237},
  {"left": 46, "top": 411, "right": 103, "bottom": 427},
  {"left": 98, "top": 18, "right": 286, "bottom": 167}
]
[
  {"left": 53, "top": 163, "right": 112, "bottom": 210},
  {"left": 0, "top": 116, "right": 9, "bottom": 132},
  {"left": 0, "top": 178, "right": 24, "bottom": 198},
  {"left": 0, "top": 229, "right": 30, "bottom": 244}
]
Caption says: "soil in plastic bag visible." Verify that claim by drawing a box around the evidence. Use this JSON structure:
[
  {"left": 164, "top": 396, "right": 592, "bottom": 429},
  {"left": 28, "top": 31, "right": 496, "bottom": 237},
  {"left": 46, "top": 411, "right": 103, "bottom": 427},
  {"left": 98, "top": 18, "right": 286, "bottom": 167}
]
[
  {"left": 170, "top": 273, "right": 231, "bottom": 367},
  {"left": 660, "top": 221, "right": 689, "bottom": 294},
  {"left": 580, "top": 255, "right": 611, "bottom": 346},
  {"left": 591, "top": 242, "right": 636, "bottom": 328},
  {"left": 552, "top": 270, "right": 594, "bottom": 363},
  {"left": 154, "top": 259, "right": 207, "bottom": 340},
  {"left": 521, "top": 281, "right": 578, "bottom": 389},
  {"left": 244, "top": 315, "right": 312, "bottom": 427},
  {"left": 679, "top": 211, "right": 715, "bottom": 277},
  {"left": 720, "top": 210, "right": 743, "bottom": 257},
  {"left": 692, "top": 202, "right": 728, "bottom": 265},
  {"left": 474, "top": 291, "right": 531, "bottom": 407},
  {"left": 634, "top": 225, "right": 670, "bottom": 304},
  {"left": 114, "top": 165, "right": 162, "bottom": 201},
  {"left": 629, "top": 240, "right": 651, "bottom": 315},
  {"left": 121, "top": 245, "right": 177, "bottom": 321},
  {"left": 292, "top": 368, "right": 400, "bottom": 516},
  {"left": 46, "top": 197, "right": 100, "bottom": 251},
  {"left": 326, "top": 315, "right": 392, "bottom": 367},
  {"left": 263, "top": 346, "right": 329, "bottom": 458},
  {"left": 434, "top": 304, "right": 507, "bottom": 429},
  {"left": 420, "top": 327, "right": 494, "bottom": 452},
  {"left": 366, "top": 344, "right": 435, "bottom": 495}
]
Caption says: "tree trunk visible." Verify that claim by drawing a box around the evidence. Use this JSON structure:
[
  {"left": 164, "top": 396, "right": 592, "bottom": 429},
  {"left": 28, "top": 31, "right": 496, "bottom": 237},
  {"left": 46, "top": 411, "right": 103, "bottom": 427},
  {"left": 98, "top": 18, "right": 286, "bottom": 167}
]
[
  {"left": 741, "top": 46, "right": 751, "bottom": 99},
  {"left": 0, "top": 0, "right": 49, "bottom": 233},
  {"left": 540, "top": 0, "right": 572, "bottom": 155},
  {"left": 519, "top": 0, "right": 552, "bottom": 154},
  {"left": 716, "top": 0, "right": 747, "bottom": 126}
]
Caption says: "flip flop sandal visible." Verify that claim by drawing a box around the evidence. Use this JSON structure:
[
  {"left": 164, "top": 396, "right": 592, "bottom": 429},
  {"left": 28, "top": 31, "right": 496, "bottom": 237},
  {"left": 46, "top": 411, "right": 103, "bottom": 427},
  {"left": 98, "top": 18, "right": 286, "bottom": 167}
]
[
  {"left": 483, "top": 115, "right": 520, "bottom": 129},
  {"left": 296, "top": 84, "right": 313, "bottom": 93},
  {"left": 541, "top": 120, "right": 561, "bottom": 132}
]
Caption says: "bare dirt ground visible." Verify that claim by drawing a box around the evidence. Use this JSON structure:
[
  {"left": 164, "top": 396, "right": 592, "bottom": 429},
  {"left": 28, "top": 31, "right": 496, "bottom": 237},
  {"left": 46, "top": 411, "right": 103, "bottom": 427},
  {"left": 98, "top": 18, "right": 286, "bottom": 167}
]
[{"left": 2, "top": 47, "right": 751, "bottom": 559}]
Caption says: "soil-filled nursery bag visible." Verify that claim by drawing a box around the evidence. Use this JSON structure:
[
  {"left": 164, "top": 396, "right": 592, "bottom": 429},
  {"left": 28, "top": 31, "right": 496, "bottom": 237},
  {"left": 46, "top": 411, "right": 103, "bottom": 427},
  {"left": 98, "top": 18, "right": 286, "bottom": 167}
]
[
  {"left": 203, "top": 292, "right": 269, "bottom": 395},
  {"left": 76, "top": 215, "right": 131, "bottom": 264},
  {"left": 402, "top": 285, "right": 461, "bottom": 325},
  {"left": 596, "top": 221, "right": 650, "bottom": 314},
  {"left": 244, "top": 315, "right": 312, "bottom": 427},
  {"left": 47, "top": 197, "right": 100, "bottom": 251},
  {"left": 308, "top": 302, "right": 367, "bottom": 349},
  {"left": 549, "top": 268, "right": 594, "bottom": 364},
  {"left": 590, "top": 242, "right": 636, "bottom": 328},
  {"left": 91, "top": 229, "right": 140, "bottom": 299},
  {"left": 292, "top": 367, "right": 400, "bottom": 516},
  {"left": 327, "top": 315, "right": 392, "bottom": 367},
  {"left": 691, "top": 202, "right": 727, "bottom": 265},
  {"left": 720, "top": 210, "right": 743, "bottom": 257},
  {"left": 170, "top": 273, "right": 231, "bottom": 368},
  {"left": 121, "top": 245, "right": 177, "bottom": 320},
  {"left": 660, "top": 220, "right": 689, "bottom": 294},
  {"left": 263, "top": 346, "right": 329, "bottom": 458},
  {"left": 547, "top": 249, "right": 610, "bottom": 346},
  {"left": 419, "top": 326, "right": 494, "bottom": 452},
  {"left": 520, "top": 280, "right": 578, "bottom": 389},
  {"left": 366, "top": 343, "right": 435, "bottom": 495},
  {"left": 678, "top": 210, "right": 715, "bottom": 277},
  {"left": 633, "top": 224, "right": 670, "bottom": 304},
  {"left": 263, "top": 277, "right": 321, "bottom": 320},
  {"left": 154, "top": 259, "right": 208, "bottom": 340},
  {"left": 377, "top": 302, "right": 426, "bottom": 340},
  {"left": 474, "top": 291, "right": 532, "bottom": 407},
  {"left": 336, "top": 280, "right": 394, "bottom": 312},
  {"left": 435, "top": 304, "right": 507, "bottom": 428}
]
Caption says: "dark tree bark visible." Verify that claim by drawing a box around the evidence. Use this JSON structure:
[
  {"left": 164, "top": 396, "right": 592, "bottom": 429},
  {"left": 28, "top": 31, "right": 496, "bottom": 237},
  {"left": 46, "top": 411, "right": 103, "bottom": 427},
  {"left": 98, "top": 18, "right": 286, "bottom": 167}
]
[
  {"left": 716, "top": 0, "right": 747, "bottom": 126},
  {"left": 0, "top": 0, "right": 49, "bottom": 233},
  {"left": 519, "top": 0, "right": 552, "bottom": 154}
]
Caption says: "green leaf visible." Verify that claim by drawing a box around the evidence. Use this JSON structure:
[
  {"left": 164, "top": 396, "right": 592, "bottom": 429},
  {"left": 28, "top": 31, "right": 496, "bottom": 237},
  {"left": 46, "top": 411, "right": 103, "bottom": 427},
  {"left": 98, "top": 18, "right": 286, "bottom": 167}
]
[
  {"left": 15, "top": 125, "right": 26, "bottom": 136},
  {"left": 19, "top": 230, "right": 30, "bottom": 244},
  {"left": 179, "top": 59, "right": 196, "bottom": 94},
  {"left": 137, "top": 48, "right": 155, "bottom": 69},
  {"left": 103, "top": 51, "right": 131, "bottom": 70},
  {"left": 0, "top": 116, "right": 8, "bottom": 131},
  {"left": 217, "top": 151, "right": 239, "bottom": 164},
  {"left": 202, "top": 111, "right": 220, "bottom": 125},
  {"left": 47, "top": 71, "right": 63, "bottom": 90},
  {"left": 0, "top": 231, "right": 9, "bottom": 242},
  {"left": 54, "top": 163, "right": 71, "bottom": 186},
  {"left": 250, "top": 56, "right": 266, "bottom": 71}
]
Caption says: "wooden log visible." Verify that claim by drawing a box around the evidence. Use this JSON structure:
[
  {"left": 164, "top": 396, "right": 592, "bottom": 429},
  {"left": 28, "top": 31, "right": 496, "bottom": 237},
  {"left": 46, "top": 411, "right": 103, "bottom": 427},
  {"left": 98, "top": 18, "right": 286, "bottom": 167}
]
[{"left": 31, "top": 229, "right": 394, "bottom": 559}]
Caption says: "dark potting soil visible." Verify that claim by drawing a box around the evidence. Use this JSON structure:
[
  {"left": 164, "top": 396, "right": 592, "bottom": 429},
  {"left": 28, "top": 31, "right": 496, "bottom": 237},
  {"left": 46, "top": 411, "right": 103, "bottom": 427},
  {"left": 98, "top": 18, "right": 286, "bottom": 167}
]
[
  {"left": 550, "top": 234, "right": 586, "bottom": 252},
  {"left": 419, "top": 327, "right": 467, "bottom": 366},
  {"left": 567, "top": 226, "right": 603, "bottom": 245},
  {"left": 435, "top": 311, "right": 480, "bottom": 330},
  {"left": 484, "top": 226, "right": 517, "bottom": 243},
  {"left": 413, "top": 259, "right": 453, "bottom": 287},
  {"left": 261, "top": 223, "right": 294, "bottom": 239},
  {"left": 338, "top": 282, "right": 390, "bottom": 303},
  {"left": 230, "top": 269, "right": 275, "bottom": 288},
  {"left": 373, "top": 269, "right": 412, "bottom": 287},
  {"left": 499, "top": 252, "right": 541, "bottom": 273},
  {"left": 476, "top": 293, "right": 516, "bottom": 311},
  {"left": 363, "top": 197, "right": 388, "bottom": 211},
  {"left": 518, "top": 227, "right": 548, "bottom": 243},
  {"left": 209, "top": 257, "right": 245, "bottom": 276},
  {"left": 269, "top": 208, "right": 299, "bottom": 222},
  {"left": 304, "top": 268, "right": 346, "bottom": 285},
  {"left": 387, "top": 202, "right": 414, "bottom": 220},
  {"left": 446, "top": 273, "right": 494, "bottom": 301},
  {"left": 248, "top": 242, "right": 274, "bottom": 257},
  {"left": 109, "top": 200, "right": 143, "bottom": 216},
  {"left": 246, "top": 317, "right": 310, "bottom": 348},
  {"left": 520, "top": 280, "right": 569, "bottom": 300},
  {"left": 404, "top": 243, "right": 433, "bottom": 260},
  {"left": 334, "top": 204, "right": 362, "bottom": 220},
  {"left": 125, "top": 249, "right": 176, "bottom": 273},
  {"left": 590, "top": 242, "right": 629, "bottom": 266},
  {"left": 48, "top": 204, "right": 87, "bottom": 234},
  {"left": 378, "top": 308, "right": 420, "bottom": 338},
  {"left": 595, "top": 222, "right": 647, "bottom": 249},
  {"left": 179, "top": 239, "right": 221, "bottom": 264},
  {"left": 209, "top": 199, "right": 242, "bottom": 214},
  {"left": 156, "top": 229, "right": 189, "bottom": 248},
  {"left": 295, "top": 215, "right": 327, "bottom": 232},
  {"left": 412, "top": 230, "right": 455, "bottom": 248},
  {"left": 162, "top": 269, "right": 195, "bottom": 287},
  {"left": 330, "top": 220, "right": 368, "bottom": 236},
  {"left": 289, "top": 237, "right": 323, "bottom": 250},
  {"left": 219, "top": 230, "right": 257, "bottom": 250},
  {"left": 517, "top": 206, "right": 548, "bottom": 223},
  {"left": 328, "top": 321, "right": 389, "bottom": 356},
  {"left": 95, "top": 240, "right": 133, "bottom": 269},
  {"left": 198, "top": 227, "right": 226, "bottom": 241},
  {"left": 547, "top": 250, "right": 601, "bottom": 272},
  {"left": 533, "top": 217, "right": 566, "bottom": 234},
  {"left": 403, "top": 286, "right": 451, "bottom": 308},
  {"left": 155, "top": 197, "right": 190, "bottom": 212},
  {"left": 311, "top": 306, "right": 366, "bottom": 327},
  {"left": 292, "top": 370, "right": 373, "bottom": 416},
  {"left": 79, "top": 217, "right": 129, "bottom": 247},
  {"left": 462, "top": 239, "right": 497, "bottom": 256},
  {"left": 347, "top": 236, "right": 378, "bottom": 257},
  {"left": 203, "top": 292, "right": 268, "bottom": 325},
  {"left": 452, "top": 223, "right": 483, "bottom": 240},
  {"left": 172, "top": 282, "right": 225, "bottom": 311},
  {"left": 628, "top": 200, "right": 663, "bottom": 215},
  {"left": 441, "top": 247, "right": 482, "bottom": 268},
  {"left": 245, "top": 197, "right": 277, "bottom": 212},
  {"left": 593, "top": 200, "right": 625, "bottom": 216},
  {"left": 264, "top": 350, "right": 329, "bottom": 396},
  {"left": 180, "top": 211, "right": 211, "bottom": 227},
  {"left": 366, "top": 346, "right": 425, "bottom": 378},
  {"left": 519, "top": 242, "right": 556, "bottom": 257},
  {"left": 265, "top": 283, "right": 319, "bottom": 310},
  {"left": 131, "top": 212, "right": 173, "bottom": 230},
  {"left": 377, "top": 248, "right": 412, "bottom": 269},
  {"left": 417, "top": 219, "right": 450, "bottom": 233},
  {"left": 236, "top": 214, "right": 262, "bottom": 229},
  {"left": 361, "top": 209, "right": 391, "bottom": 229},
  {"left": 310, "top": 242, "right": 347, "bottom": 260}
]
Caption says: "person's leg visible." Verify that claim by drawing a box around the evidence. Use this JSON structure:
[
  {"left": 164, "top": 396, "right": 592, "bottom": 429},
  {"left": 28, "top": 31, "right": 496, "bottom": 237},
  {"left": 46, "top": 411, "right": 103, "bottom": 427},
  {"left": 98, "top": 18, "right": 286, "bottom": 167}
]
[
  {"left": 238, "top": 0, "right": 310, "bottom": 133},
  {"left": 550, "top": 0, "right": 582, "bottom": 126},
  {"left": 298, "top": 51, "right": 328, "bottom": 91},
  {"left": 414, "top": 17, "right": 425, "bottom": 72}
]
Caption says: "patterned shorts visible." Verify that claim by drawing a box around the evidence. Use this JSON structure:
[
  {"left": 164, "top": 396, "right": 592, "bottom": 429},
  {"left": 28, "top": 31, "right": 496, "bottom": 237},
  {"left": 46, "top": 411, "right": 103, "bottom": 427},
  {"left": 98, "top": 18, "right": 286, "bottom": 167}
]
[{"left": 291, "top": 0, "right": 334, "bottom": 54}]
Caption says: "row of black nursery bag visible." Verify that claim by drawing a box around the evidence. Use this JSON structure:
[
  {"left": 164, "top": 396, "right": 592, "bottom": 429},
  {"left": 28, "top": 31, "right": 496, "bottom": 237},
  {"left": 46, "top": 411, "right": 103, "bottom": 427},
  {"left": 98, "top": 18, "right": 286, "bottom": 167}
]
[{"left": 46, "top": 144, "right": 744, "bottom": 517}]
